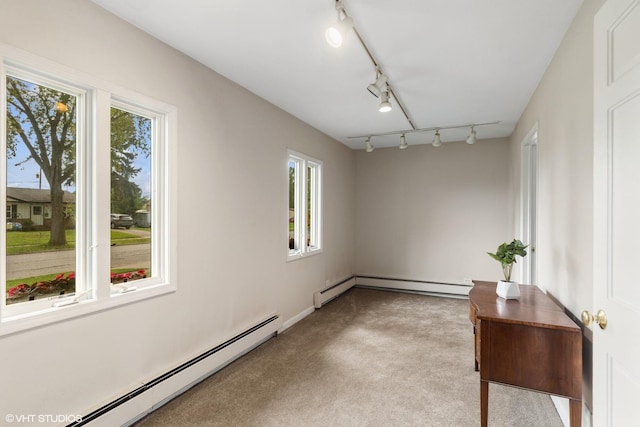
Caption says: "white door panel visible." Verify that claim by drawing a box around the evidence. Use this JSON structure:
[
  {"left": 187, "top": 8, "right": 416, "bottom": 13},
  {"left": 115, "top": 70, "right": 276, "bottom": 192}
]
[{"left": 593, "top": 0, "right": 640, "bottom": 425}]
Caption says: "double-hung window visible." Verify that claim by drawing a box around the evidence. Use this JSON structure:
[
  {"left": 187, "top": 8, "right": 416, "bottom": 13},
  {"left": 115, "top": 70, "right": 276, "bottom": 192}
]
[
  {"left": 288, "top": 150, "right": 321, "bottom": 260},
  {"left": 1, "top": 49, "right": 175, "bottom": 332}
]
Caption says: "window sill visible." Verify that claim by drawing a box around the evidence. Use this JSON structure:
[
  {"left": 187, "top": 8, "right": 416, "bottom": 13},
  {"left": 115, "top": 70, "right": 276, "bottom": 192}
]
[
  {"left": 0, "top": 283, "right": 175, "bottom": 337},
  {"left": 287, "top": 248, "right": 323, "bottom": 262}
]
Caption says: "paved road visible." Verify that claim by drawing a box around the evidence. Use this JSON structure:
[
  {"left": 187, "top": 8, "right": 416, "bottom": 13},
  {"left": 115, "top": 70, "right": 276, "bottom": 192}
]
[{"left": 6, "top": 244, "right": 151, "bottom": 280}]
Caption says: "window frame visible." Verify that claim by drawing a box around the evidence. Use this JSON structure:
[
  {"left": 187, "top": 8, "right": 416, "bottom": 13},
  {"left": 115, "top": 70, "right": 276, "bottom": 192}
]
[
  {"left": 287, "top": 150, "right": 322, "bottom": 261},
  {"left": 0, "top": 45, "right": 177, "bottom": 335}
]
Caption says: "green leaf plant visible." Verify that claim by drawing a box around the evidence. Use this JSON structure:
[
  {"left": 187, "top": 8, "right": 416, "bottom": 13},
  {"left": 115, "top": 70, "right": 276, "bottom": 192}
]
[{"left": 487, "top": 239, "right": 528, "bottom": 282}]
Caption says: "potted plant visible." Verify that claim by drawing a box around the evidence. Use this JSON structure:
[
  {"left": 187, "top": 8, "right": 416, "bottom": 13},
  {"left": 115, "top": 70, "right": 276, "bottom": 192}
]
[{"left": 487, "top": 239, "right": 528, "bottom": 299}]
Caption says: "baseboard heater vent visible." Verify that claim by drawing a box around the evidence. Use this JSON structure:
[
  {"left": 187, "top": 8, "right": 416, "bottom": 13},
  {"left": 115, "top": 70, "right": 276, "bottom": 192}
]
[
  {"left": 355, "top": 276, "right": 471, "bottom": 298},
  {"left": 314, "top": 276, "right": 356, "bottom": 308},
  {"left": 72, "top": 314, "right": 280, "bottom": 427}
]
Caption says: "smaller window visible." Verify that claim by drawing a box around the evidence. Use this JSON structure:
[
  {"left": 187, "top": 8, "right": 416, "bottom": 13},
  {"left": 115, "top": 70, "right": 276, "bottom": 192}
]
[
  {"left": 32, "top": 206, "right": 42, "bottom": 215},
  {"left": 288, "top": 150, "right": 322, "bottom": 260}
]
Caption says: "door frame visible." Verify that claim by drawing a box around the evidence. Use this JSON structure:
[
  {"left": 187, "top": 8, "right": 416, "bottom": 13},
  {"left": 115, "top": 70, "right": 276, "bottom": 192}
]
[{"left": 520, "top": 123, "right": 538, "bottom": 285}]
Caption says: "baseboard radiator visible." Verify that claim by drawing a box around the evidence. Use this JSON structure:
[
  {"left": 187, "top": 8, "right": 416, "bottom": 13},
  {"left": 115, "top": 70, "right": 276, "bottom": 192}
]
[
  {"left": 314, "top": 276, "right": 356, "bottom": 308},
  {"left": 74, "top": 314, "right": 281, "bottom": 427},
  {"left": 355, "top": 276, "right": 472, "bottom": 298}
]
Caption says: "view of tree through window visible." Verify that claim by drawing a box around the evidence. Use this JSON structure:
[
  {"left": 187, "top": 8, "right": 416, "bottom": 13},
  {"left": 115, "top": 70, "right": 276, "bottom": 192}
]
[
  {"left": 4, "top": 77, "right": 156, "bottom": 306},
  {"left": 109, "top": 107, "right": 152, "bottom": 287},
  {"left": 288, "top": 160, "right": 296, "bottom": 251},
  {"left": 5, "top": 75, "right": 78, "bottom": 304},
  {"left": 288, "top": 151, "right": 321, "bottom": 259},
  {"left": 2, "top": 57, "right": 172, "bottom": 323}
]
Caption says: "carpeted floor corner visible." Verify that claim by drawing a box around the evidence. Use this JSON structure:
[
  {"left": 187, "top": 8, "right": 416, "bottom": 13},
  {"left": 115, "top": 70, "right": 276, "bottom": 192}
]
[{"left": 134, "top": 288, "right": 564, "bottom": 426}]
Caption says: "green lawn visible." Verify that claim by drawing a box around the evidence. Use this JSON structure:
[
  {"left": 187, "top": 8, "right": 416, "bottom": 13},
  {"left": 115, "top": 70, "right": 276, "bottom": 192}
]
[
  {"left": 5, "top": 229, "right": 151, "bottom": 292},
  {"left": 5, "top": 229, "right": 150, "bottom": 255}
]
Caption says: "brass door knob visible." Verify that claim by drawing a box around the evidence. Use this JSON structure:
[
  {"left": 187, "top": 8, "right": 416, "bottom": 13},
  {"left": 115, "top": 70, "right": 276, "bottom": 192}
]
[{"left": 581, "top": 309, "right": 607, "bottom": 330}]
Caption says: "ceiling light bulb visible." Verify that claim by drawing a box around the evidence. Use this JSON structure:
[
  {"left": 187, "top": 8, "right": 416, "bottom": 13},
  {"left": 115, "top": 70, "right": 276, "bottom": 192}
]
[
  {"left": 365, "top": 137, "right": 374, "bottom": 153},
  {"left": 466, "top": 127, "right": 477, "bottom": 144},
  {"left": 325, "top": 13, "right": 354, "bottom": 48},
  {"left": 399, "top": 134, "right": 408, "bottom": 149},
  {"left": 379, "top": 91, "right": 392, "bottom": 113},
  {"left": 432, "top": 131, "right": 442, "bottom": 147}
]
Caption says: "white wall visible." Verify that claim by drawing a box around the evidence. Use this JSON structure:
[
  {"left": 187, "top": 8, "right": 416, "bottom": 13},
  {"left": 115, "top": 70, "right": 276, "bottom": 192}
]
[
  {"left": 509, "top": 0, "right": 604, "bottom": 316},
  {"left": 355, "top": 138, "right": 510, "bottom": 284},
  {"left": 0, "top": 0, "right": 354, "bottom": 420},
  {"left": 509, "top": 2, "right": 604, "bottom": 418}
]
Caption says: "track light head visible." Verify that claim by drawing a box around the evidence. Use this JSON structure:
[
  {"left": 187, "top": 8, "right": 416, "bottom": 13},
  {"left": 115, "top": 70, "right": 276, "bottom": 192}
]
[
  {"left": 432, "top": 131, "right": 442, "bottom": 147},
  {"left": 379, "top": 91, "right": 392, "bottom": 113},
  {"left": 367, "top": 72, "right": 388, "bottom": 98},
  {"left": 399, "top": 133, "right": 408, "bottom": 150},
  {"left": 466, "top": 126, "right": 477, "bottom": 144},
  {"left": 325, "top": 2, "right": 354, "bottom": 48},
  {"left": 365, "top": 136, "right": 374, "bottom": 153}
]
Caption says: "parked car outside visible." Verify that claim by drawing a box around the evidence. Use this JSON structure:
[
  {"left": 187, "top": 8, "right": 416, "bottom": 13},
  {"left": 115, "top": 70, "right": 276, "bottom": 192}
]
[{"left": 110, "top": 213, "right": 134, "bottom": 229}]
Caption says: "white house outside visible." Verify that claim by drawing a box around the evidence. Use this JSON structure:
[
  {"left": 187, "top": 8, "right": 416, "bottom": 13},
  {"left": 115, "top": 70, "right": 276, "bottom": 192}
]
[{"left": 6, "top": 187, "right": 75, "bottom": 229}]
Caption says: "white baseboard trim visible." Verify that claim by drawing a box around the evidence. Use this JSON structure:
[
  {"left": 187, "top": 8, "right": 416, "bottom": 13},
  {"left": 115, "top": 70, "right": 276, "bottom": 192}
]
[
  {"left": 355, "top": 276, "right": 472, "bottom": 298},
  {"left": 313, "top": 276, "right": 357, "bottom": 308},
  {"left": 279, "top": 305, "right": 315, "bottom": 333},
  {"left": 77, "top": 315, "right": 281, "bottom": 427},
  {"left": 551, "top": 396, "right": 570, "bottom": 427},
  {"left": 550, "top": 396, "right": 591, "bottom": 427}
]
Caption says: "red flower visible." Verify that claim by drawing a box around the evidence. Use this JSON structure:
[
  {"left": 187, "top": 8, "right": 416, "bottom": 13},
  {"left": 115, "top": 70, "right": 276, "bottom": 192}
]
[
  {"left": 55, "top": 273, "right": 65, "bottom": 280},
  {"left": 67, "top": 272, "right": 76, "bottom": 279},
  {"left": 7, "top": 284, "right": 29, "bottom": 297}
]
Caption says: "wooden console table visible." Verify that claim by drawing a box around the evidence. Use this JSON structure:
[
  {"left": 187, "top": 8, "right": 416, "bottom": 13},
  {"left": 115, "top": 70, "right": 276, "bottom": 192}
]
[{"left": 469, "top": 281, "right": 582, "bottom": 427}]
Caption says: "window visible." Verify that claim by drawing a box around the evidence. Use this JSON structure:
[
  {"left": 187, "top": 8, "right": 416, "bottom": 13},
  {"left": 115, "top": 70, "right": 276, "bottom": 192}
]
[
  {"left": 288, "top": 150, "right": 321, "bottom": 260},
  {"left": 1, "top": 51, "right": 175, "bottom": 331},
  {"left": 109, "top": 104, "right": 152, "bottom": 290},
  {"left": 6, "top": 204, "right": 16, "bottom": 219},
  {"left": 5, "top": 73, "right": 79, "bottom": 311}
]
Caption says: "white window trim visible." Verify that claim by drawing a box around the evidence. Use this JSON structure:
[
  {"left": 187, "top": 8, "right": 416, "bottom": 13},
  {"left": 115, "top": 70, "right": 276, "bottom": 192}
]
[
  {"left": 287, "top": 150, "right": 322, "bottom": 261},
  {"left": 0, "top": 44, "right": 178, "bottom": 336}
]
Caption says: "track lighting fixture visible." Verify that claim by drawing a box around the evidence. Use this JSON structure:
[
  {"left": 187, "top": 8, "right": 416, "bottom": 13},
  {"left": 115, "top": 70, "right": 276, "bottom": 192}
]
[
  {"left": 367, "top": 70, "right": 388, "bottom": 98},
  {"left": 466, "top": 126, "right": 477, "bottom": 144},
  {"left": 324, "top": 2, "right": 495, "bottom": 149},
  {"left": 325, "top": 0, "right": 354, "bottom": 48},
  {"left": 432, "top": 130, "right": 442, "bottom": 147},
  {"left": 379, "top": 91, "right": 392, "bottom": 113},
  {"left": 349, "top": 121, "right": 499, "bottom": 152},
  {"left": 399, "top": 133, "right": 408, "bottom": 150},
  {"left": 325, "top": 1, "right": 409, "bottom": 118},
  {"left": 365, "top": 136, "right": 374, "bottom": 153}
]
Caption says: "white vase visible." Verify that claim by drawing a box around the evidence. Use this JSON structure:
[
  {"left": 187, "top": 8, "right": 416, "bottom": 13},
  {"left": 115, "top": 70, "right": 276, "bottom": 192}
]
[{"left": 496, "top": 280, "right": 520, "bottom": 299}]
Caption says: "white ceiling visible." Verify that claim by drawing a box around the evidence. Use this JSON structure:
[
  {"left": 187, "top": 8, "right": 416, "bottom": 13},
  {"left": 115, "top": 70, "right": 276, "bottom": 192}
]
[{"left": 91, "top": 0, "right": 583, "bottom": 150}]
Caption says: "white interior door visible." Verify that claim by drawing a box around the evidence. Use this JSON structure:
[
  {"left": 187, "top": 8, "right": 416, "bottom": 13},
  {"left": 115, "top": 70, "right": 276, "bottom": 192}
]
[{"left": 593, "top": 0, "right": 640, "bottom": 425}]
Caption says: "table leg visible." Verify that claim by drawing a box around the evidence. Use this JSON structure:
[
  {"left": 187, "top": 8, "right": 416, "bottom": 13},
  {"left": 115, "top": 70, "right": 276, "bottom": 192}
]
[
  {"left": 473, "top": 326, "right": 479, "bottom": 371},
  {"left": 480, "top": 380, "right": 488, "bottom": 427},
  {"left": 569, "top": 399, "right": 582, "bottom": 427}
]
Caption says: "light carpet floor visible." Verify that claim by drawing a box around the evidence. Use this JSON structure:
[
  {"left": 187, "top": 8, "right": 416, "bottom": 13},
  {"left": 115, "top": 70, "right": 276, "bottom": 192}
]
[{"left": 133, "top": 288, "right": 564, "bottom": 426}]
